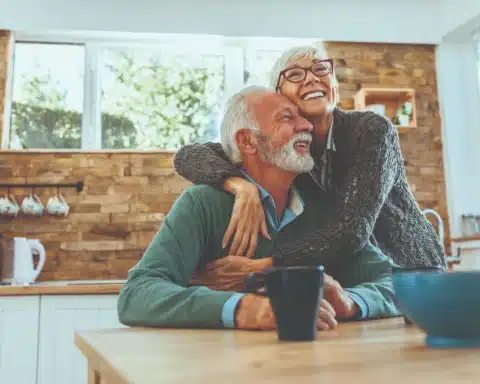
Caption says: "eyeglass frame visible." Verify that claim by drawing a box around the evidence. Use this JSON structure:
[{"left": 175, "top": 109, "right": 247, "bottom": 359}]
[{"left": 275, "top": 59, "right": 335, "bottom": 92}]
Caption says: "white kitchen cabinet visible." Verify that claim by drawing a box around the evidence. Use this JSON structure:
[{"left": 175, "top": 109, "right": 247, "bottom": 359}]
[
  {"left": 0, "top": 296, "right": 40, "bottom": 384},
  {"left": 37, "top": 295, "right": 124, "bottom": 384}
]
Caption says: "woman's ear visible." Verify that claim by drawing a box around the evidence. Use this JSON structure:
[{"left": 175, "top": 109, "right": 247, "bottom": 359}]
[{"left": 235, "top": 129, "right": 258, "bottom": 156}]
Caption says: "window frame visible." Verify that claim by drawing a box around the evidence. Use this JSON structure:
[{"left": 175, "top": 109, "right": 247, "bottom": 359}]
[
  {"left": 1, "top": 33, "right": 14, "bottom": 149},
  {"left": 6, "top": 38, "right": 88, "bottom": 150},
  {"left": 476, "top": 34, "right": 480, "bottom": 100},
  {"left": 4, "top": 31, "right": 319, "bottom": 151}
]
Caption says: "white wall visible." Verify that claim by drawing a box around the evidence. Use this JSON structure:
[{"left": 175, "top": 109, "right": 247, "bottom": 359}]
[
  {"left": 0, "top": 0, "right": 442, "bottom": 44},
  {"left": 436, "top": 1, "right": 480, "bottom": 237},
  {"left": 436, "top": 42, "right": 480, "bottom": 236},
  {"left": 439, "top": 0, "right": 480, "bottom": 38}
]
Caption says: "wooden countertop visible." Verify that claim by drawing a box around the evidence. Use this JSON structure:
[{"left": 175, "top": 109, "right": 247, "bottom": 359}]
[
  {"left": 75, "top": 317, "right": 479, "bottom": 384},
  {"left": 0, "top": 281, "right": 124, "bottom": 296}
]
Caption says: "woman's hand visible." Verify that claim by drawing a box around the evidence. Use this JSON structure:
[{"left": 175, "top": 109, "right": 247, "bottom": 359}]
[{"left": 222, "top": 177, "right": 271, "bottom": 258}]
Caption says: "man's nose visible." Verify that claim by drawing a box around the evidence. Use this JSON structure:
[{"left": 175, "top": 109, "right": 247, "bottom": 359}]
[{"left": 296, "top": 115, "right": 313, "bottom": 133}]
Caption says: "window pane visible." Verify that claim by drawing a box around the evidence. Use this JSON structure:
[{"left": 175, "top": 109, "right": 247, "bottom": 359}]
[
  {"left": 9, "top": 43, "right": 85, "bottom": 149},
  {"left": 244, "top": 49, "right": 283, "bottom": 87},
  {"left": 100, "top": 46, "right": 225, "bottom": 150}
]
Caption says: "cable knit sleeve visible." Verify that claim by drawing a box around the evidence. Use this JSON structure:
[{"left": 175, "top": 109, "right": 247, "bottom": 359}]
[
  {"left": 274, "top": 115, "right": 403, "bottom": 267},
  {"left": 173, "top": 142, "right": 243, "bottom": 187}
]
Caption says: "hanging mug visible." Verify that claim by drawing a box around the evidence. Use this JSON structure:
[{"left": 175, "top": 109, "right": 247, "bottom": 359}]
[
  {"left": 0, "top": 194, "right": 20, "bottom": 217},
  {"left": 21, "top": 194, "right": 44, "bottom": 216},
  {"left": 47, "top": 193, "right": 69, "bottom": 217}
]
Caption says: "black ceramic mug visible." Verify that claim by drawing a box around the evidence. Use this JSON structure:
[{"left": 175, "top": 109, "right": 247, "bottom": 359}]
[
  {"left": 392, "top": 265, "right": 445, "bottom": 324},
  {"left": 245, "top": 265, "right": 324, "bottom": 341}
]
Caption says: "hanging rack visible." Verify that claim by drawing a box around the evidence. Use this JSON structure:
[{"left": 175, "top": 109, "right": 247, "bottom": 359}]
[{"left": 0, "top": 181, "right": 84, "bottom": 193}]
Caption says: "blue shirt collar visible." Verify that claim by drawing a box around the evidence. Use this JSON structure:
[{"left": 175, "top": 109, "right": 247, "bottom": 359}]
[{"left": 240, "top": 169, "right": 304, "bottom": 231}]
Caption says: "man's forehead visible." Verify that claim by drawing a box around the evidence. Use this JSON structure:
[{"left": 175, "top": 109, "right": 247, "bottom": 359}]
[{"left": 254, "top": 92, "right": 296, "bottom": 111}]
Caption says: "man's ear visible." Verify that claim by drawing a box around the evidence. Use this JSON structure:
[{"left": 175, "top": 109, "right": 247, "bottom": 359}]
[{"left": 235, "top": 129, "right": 258, "bottom": 156}]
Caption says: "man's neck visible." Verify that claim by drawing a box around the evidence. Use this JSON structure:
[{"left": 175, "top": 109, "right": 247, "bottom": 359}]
[{"left": 242, "top": 162, "right": 295, "bottom": 217}]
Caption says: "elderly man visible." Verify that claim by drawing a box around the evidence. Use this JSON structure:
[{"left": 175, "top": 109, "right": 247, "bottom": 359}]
[{"left": 117, "top": 86, "right": 400, "bottom": 330}]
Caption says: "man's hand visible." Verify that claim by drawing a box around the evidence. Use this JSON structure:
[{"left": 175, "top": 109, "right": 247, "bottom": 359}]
[
  {"left": 190, "top": 256, "right": 273, "bottom": 291},
  {"left": 323, "top": 274, "right": 359, "bottom": 320},
  {"left": 236, "top": 295, "right": 338, "bottom": 331},
  {"left": 317, "top": 299, "right": 338, "bottom": 330},
  {"left": 235, "top": 294, "right": 276, "bottom": 330}
]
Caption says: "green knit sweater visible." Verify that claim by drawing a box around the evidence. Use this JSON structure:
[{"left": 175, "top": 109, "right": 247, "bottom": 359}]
[{"left": 117, "top": 183, "right": 400, "bottom": 328}]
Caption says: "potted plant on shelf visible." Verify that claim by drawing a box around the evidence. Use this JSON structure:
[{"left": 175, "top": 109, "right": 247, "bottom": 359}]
[{"left": 393, "top": 102, "right": 413, "bottom": 126}]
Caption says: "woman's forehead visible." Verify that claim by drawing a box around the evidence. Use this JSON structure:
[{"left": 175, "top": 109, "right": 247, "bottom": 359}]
[{"left": 287, "top": 55, "right": 318, "bottom": 68}]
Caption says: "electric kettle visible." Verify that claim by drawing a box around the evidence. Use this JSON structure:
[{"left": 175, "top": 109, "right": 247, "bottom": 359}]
[{"left": 0, "top": 237, "right": 46, "bottom": 285}]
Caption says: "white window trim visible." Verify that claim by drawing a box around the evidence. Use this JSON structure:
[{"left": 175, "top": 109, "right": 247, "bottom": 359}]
[{"left": 82, "top": 43, "right": 101, "bottom": 150}]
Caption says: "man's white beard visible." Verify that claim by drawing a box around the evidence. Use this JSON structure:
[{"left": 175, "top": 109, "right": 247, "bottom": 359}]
[{"left": 256, "top": 133, "right": 314, "bottom": 173}]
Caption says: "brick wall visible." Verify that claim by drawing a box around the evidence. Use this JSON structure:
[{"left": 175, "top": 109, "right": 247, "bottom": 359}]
[
  {"left": 0, "top": 36, "right": 449, "bottom": 281},
  {"left": 0, "top": 30, "right": 11, "bottom": 142},
  {"left": 0, "top": 152, "right": 191, "bottom": 280}
]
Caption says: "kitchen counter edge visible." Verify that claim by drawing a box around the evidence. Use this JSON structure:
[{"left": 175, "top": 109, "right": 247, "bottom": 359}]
[{"left": 0, "top": 283, "right": 124, "bottom": 296}]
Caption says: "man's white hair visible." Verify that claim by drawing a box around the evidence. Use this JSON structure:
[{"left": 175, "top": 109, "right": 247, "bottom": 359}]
[
  {"left": 269, "top": 43, "right": 331, "bottom": 90},
  {"left": 220, "top": 85, "right": 274, "bottom": 164}
]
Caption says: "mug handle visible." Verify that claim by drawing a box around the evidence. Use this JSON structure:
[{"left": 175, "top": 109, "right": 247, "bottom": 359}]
[
  {"left": 28, "top": 239, "right": 46, "bottom": 282},
  {"left": 245, "top": 272, "right": 266, "bottom": 294},
  {"left": 59, "top": 194, "right": 70, "bottom": 216},
  {"left": 33, "top": 194, "right": 43, "bottom": 206},
  {"left": 8, "top": 194, "right": 18, "bottom": 207}
]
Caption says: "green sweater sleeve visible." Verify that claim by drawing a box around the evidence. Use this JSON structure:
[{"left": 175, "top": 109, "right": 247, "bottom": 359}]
[
  {"left": 338, "top": 244, "right": 400, "bottom": 319},
  {"left": 117, "top": 189, "right": 236, "bottom": 328}
]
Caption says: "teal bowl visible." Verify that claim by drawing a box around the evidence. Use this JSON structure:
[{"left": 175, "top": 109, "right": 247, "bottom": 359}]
[{"left": 392, "top": 270, "right": 480, "bottom": 348}]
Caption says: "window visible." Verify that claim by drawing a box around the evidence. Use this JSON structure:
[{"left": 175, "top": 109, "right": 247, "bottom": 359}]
[
  {"left": 245, "top": 49, "right": 285, "bottom": 87},
  {"left": 10, "top": 43, "right": 85, "bottom": 149},
  {"left": 5, "top": 35, "right": 319, "bottom": 150},
  {"left": 99, "top": 45, "right": 225, "bottom": 149}
]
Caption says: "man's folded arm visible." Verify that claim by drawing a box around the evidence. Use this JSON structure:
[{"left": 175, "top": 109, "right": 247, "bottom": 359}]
[{"left": 117, "top": 190, "right": 237, "bottom": 328}]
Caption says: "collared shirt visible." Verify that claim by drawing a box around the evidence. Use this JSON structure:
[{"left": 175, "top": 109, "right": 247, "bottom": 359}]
[
  {"left": 221, "top": 168, "right": 368, "bottom": 328},
  {"left": 222, "top": 171, "right": 305, "bottom": 328},
  {"left": 309, "top": 117, "right": 336, "bottom": 191},
  {"left": 241, "top": 170, "right": 305, "bottom": 231}
]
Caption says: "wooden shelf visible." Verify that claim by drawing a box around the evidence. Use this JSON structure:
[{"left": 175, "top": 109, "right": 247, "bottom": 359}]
[
  {"left": 396, "top": 124, "right": 416, "bottom": 133},
  {"left": 451, "top": 234, "right": 480, "bottom": 243},
  {"left": 353, "top": 86, "right": 417, "bottom": 131}
]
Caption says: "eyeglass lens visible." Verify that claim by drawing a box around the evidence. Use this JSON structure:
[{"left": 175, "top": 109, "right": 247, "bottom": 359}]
[{"left": 284, "top": 60, "right": 332, "bottom": 83}]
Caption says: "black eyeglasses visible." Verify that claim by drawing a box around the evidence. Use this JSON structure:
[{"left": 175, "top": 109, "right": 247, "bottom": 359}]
[{"left": 275, "top": 59, "right": 334, "bottom": 91}]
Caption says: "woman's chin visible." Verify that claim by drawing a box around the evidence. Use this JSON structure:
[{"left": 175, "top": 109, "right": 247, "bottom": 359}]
[{"left": 299, "top": 101, "right": 331, "bottom": 118}]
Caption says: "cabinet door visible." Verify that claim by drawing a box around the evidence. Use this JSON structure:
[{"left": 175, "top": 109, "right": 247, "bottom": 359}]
[
  {"left": 37, "top": 295, "right": 124, "bottom": 384},
  {"left": 0, "top": 296, "right": 40, "bottom": 384}
]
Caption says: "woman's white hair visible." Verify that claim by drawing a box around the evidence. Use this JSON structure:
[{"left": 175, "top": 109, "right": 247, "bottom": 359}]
[
  {"left": 220, "top": 85, "right": 273, "bottom": 164},
  {"left": 269, "top": 43, "right": 331, "bottom": 90}
]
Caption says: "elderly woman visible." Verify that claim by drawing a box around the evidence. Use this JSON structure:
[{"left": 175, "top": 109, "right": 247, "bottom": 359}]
[{"left": 173, "top": 44, "right": 446, "bottom": 270}]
